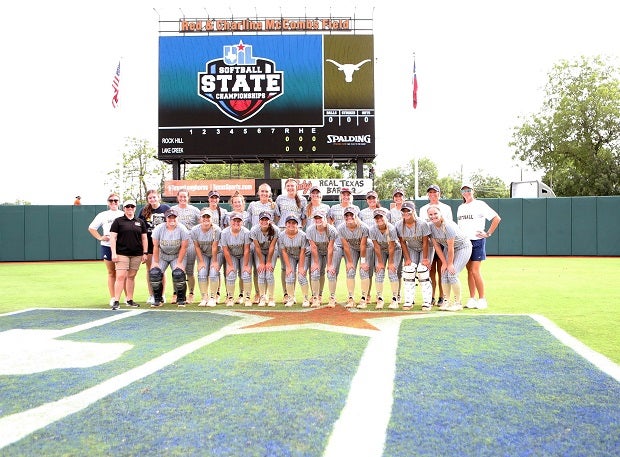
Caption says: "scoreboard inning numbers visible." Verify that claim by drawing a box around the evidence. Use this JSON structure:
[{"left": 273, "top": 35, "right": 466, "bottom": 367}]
[{"left": 158, "top": 30, "right": 375, "bottom": 163}]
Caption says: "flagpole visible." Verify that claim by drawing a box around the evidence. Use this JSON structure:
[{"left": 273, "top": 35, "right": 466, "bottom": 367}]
[{"left": 412, "top": 52, "right": 419, "bottom": 200}]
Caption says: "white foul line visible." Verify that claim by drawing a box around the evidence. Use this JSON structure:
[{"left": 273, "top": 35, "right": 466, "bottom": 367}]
[
  {"left": 530, "top": 314, "right": 620, "bottom": 383},
  {"left": 323, "top": 318, "right": 402, "bottom": 457}
]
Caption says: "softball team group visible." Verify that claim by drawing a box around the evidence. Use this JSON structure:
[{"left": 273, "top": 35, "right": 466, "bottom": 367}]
[{"left": 89, "top": 179, "right": 500, "bottom": 312}]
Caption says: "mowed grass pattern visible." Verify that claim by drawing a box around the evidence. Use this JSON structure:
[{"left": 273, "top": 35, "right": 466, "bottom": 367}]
[
  {"left": 3, "top": 319, "right": 368, "bottom": 457},
  {"left": 386, "top": 316, "right": 620, "bottom": 457}
]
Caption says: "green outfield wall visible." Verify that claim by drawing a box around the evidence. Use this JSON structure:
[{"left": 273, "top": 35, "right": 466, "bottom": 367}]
[{"left": 1, "top": 197, "right": 618, "bottom": 261}]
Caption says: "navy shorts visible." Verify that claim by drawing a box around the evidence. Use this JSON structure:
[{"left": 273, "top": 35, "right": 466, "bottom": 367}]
[
  {"left": 101, "top": 246, "right": 112, "bottom": 261},
  {"left": 470, "top": 238, "right": 486, "bottom": 261}
]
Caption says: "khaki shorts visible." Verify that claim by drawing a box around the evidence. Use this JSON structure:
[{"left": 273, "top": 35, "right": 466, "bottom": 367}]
[{"left": 115, "top": 255, "right": 142, "bottom": 271}]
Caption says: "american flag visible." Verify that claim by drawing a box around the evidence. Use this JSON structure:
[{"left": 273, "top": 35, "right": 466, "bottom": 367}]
[
  {"left": 112, "top": 61, "right": 121, "bottom": 108},
  {"left": 412, "top": 57, "right": 418, "bottom": 109}
]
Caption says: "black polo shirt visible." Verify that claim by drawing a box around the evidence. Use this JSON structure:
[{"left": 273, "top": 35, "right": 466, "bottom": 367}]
[{"left": 110, "top": 216, "right": 147, "bottom": 256}]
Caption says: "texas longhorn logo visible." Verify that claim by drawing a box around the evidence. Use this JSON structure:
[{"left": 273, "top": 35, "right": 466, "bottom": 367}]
[{"left": 198, "top": 40, "right": 284, "bottom": 122}]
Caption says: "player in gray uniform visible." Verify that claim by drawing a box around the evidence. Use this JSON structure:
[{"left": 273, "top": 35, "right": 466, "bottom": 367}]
[
  {"left": 205, "top": 189, "right": 227, "bottom": 303},
  {"left": 150, "top": 208, "right": 191, "bottom": 307},
  {"left": 368, "top": 207, "right": 402, "bottom": 310},
  {"left": 249, "top": 211, "right": 280, "bottom": 307},
  {"left": 276, "top": 179, "right": 307, "bottom": 303},
  {"left": 303, "top": 185, "right": 330, "bottom": 228},
  {"left": 426, "top": 204, "right": 472, "bottom": 311},
  {"left": 276, "top": 179, "right": 307, "bottom": 228},
  {"left": 220, "top": 212, "right": 252, "bottom": 307},
  {"left": 246, "top": 186, "right": 277, "bottom": 303},
  {"left": 205, "top": 190, "right": 228, "bottom": 228},
  {"left": 356, "top": 190, "right": 383, "bottom": 299},
  {"left": 191, "top": 207, "right": 223, "bottom": 307},
  {"left": 247, "top": 183, "right": 278, "bottom": 226},
  {"left": 336, "top": 207, "right": 371, "bottom": 308},
  {"left": 327, "top": 187, "right": 360, "bottom": 228},
  {"left": 396, "top": 201, "right": 433, "bottom": 310},
  {"left": 389, "top": 188, "right": 406, "bottom": 302},
  {"left": 170, "top": 189, "right": 201, "bottom": 303},
  {"left": 225, "top": 191, "right": 251, "bottom": 229},
  {"left": 278, "top": 215, "right": 310, "bottom": 307},
  {"left": 389, "top": 188, "right": 405, "bottom": 226},
  {"left": 419, "top": 184, "right": 454, "bottom": 307},
  {"left": 305, "top": 210, "right": 339, "bottom": 307}
]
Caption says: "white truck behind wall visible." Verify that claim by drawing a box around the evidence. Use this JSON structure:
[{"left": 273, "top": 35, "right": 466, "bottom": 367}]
[{"left": 510, "top": 180, "right": 556, "bottom": 198}]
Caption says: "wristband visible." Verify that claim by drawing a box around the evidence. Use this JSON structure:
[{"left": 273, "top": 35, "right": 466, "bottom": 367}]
[
  {"left": 143, "top": 252, "right": 148, "bottom": 255},
  {"left": 361, "top": 257, "right": 366, "bottom": 263}
]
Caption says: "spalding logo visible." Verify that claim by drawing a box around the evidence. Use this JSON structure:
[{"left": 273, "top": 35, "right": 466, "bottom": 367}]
[{"left": 198, "top": 40, "right": 284, "bottom": 122}]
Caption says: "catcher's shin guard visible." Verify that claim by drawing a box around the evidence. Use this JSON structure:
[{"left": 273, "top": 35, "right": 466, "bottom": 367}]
[
  {"left": 402, "top": 264, "right": 417, "bottom": 306},
  {"left": 172, "top": 268, "right": 187, "bottom": 302},
  {"left": 149, "top": 267, "right": 164, "bottom": 302},
  {"left": 417, "top": 263, "right": 433, "bottom": 305}
]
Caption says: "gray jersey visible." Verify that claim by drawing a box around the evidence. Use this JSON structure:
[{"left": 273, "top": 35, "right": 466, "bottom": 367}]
[
  {"left": 224, "top": 210, "right": 251, "bottom": 229},
  {"left": 278, "top": 230, "right": 308, "bottom": 260},
  {"left": 389, "top": 206, "right": 404, "bottom": 226},
  {"left": 249, "top": 223, "right": 280, "bottom": 253},
  {"left": 396, "top": 218, "right": 431, "bottom": 252},
  {"left": 207, "top": 206, "right": 228, "bottom": 228},
  {"left": 170, "top": 204, "right": 201, "bottom": 229},
  {"left": 305, "top": 203, "right": 331, "bottom": 225},
  {"left": 359, "top": 207, "right": 391, "bottom": 226},
  {"left": 336, "top": 221, "right": 369, "bottom": 251},
  {"left": 219, "top": 227, "right": 251, "bottom": 258},
  {"left": 247, "top": 201, "right": 277, "bottom": 227},
  {"left": 152, "top": 223, "right": 190, "bottom": 256},
  {"left": 275, "top": 194, "right": 306, "bottom": 228},
  {"left": 428, "top": 220, "right": 470, "bottom": 250},
  {"left": 190, "top": 224, "right": 222, "bottom": 257},
  {"left": 328, "top": 204, "right": 361, "bottom": 227},
  {"left": 305, "top": 223, "right": 338, "bottom": 256},
  {"left": 369, "top": 222, "right": 402, "bottom": 253}
]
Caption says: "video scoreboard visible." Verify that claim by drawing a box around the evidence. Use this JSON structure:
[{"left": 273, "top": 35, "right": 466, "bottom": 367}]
[{"left": 158, "top": 22, "right": 374, "bottom": 164}]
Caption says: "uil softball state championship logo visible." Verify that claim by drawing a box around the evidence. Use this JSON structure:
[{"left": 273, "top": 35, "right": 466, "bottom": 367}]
[{"left": 198, "top": 40, "right": 284, "bottom": 122}]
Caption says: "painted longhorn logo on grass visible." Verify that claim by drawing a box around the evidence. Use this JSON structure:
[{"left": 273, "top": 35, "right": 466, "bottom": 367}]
[
  {"left": 325, "top": 59, "right": 371, "bottom": 82},
  {"left": 198, "top": 40, "right": 284, "bottom": 122}
]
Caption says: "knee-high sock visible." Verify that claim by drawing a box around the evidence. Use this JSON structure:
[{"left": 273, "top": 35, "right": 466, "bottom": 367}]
[
  {"left": 328, "top": 279, "right": 337, "bottom": 297},
  {"left": 346, "top": 277, "right": 355, "bottom": 297},
  {"left": 451, "top": 281, "right": 461, "bottom": 304},
  {"left": 375, "top": 280, "right": 384, "bottom": 298},
  {"left": 300, "top": 282, "right": 310, "bottom": 299},
  {"left": 360, "top": 278, "right": 370, "bottom": 298},
  {"left": 210, "top": 275, "right": 220, "bottom": 298},
  {"left": 442, "top": 283, "right": 452, "bottom": 302},
  {"left": 267, "top": 283, "right": 275, "bottom": 301},
  {"left": 311, "top": 278, "right": 320, "bottom": 298},
  {"left": 390, "top": 280, "right": 400, "bottom": 301},
  {"left": 198, "top": 280, "right": 209, "bottom": 299},
  {"left": 286, "top": 283, "right": 296, "bottom": 300}
]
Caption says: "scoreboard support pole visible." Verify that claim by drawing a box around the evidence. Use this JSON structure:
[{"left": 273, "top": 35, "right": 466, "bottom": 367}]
[
  {"left": 171, "top": 161, "right": 181, "bottom": 180},
  {"left": 357, "top": 158, "right": 365, "bottom": 179},
  {"left": 264, "top": 160, "right": 271, "bottom": 179}
]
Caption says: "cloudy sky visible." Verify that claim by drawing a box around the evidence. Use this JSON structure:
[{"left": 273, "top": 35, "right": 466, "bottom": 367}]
[{"left": 1, "top": 0, "right": 617, "bottom": 204}]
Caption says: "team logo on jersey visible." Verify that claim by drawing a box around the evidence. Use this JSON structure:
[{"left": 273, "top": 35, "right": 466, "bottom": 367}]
[{"left": 198, "top": 40, "right": 284, "bottom": 122}]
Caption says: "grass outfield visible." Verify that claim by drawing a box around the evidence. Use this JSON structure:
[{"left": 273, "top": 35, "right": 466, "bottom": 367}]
[{"left": 1, "top": 257, "right": 618, "bottom": 363}]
